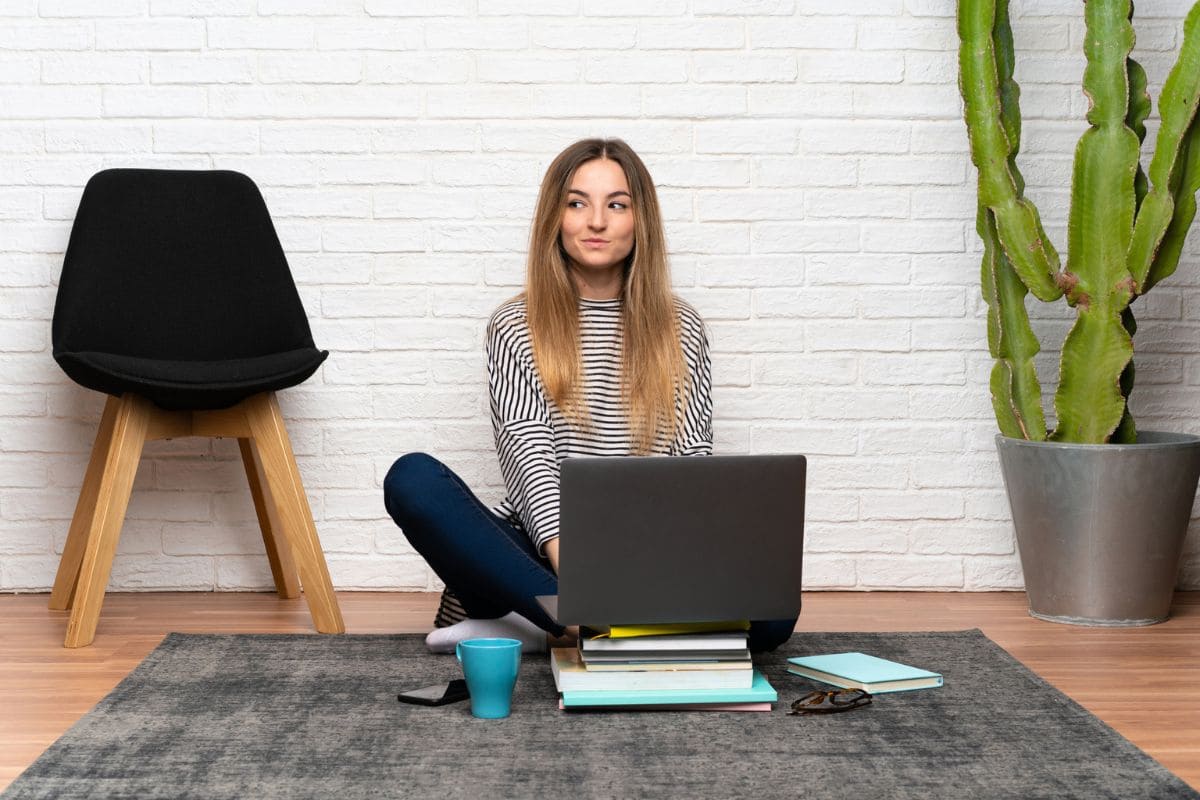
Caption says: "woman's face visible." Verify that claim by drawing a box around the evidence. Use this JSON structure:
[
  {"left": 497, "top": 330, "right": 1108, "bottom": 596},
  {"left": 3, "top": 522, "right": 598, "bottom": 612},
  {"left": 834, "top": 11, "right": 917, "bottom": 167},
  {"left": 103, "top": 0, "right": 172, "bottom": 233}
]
[{"left": 559, "top": 158, "right": 636, "bottom": 280}]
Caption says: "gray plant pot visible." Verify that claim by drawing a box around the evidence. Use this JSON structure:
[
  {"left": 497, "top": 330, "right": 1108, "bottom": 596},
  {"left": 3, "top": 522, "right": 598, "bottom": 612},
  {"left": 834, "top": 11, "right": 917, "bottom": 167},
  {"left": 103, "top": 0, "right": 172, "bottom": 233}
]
[{"left": 995, "top": 431, "right": 1200, "bottom": 626}]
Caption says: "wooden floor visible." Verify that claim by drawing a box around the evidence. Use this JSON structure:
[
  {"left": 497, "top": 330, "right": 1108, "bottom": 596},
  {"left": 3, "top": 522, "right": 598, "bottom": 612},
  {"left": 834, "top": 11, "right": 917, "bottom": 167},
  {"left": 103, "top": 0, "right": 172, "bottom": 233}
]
[{"left": 1, "top": 590, "right": 1198, "bottom": 792}]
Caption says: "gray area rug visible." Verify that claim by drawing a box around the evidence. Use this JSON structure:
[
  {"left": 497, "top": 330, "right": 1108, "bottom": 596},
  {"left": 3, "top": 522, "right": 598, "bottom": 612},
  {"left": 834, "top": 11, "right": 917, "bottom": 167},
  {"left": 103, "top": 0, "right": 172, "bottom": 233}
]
[{"left": 3, "top": 630, "right": 1196, "bottom": 800}]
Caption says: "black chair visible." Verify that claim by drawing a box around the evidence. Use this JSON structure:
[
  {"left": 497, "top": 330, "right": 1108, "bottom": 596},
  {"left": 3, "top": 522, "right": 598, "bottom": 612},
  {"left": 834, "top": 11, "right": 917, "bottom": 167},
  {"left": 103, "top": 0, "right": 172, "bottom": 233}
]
[{"left": 49, "top": 169, "right": 344, "bottom": 647}]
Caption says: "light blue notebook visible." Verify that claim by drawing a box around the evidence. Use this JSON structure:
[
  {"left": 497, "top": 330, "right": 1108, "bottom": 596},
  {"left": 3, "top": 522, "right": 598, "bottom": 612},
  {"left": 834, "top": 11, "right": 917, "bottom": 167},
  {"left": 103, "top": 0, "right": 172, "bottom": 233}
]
[
  {"left": 561, "top": 669, "right": 777, "bottom": 708},
  {"left": 786, "top": 652, "right": 943, "bottom": 694}
]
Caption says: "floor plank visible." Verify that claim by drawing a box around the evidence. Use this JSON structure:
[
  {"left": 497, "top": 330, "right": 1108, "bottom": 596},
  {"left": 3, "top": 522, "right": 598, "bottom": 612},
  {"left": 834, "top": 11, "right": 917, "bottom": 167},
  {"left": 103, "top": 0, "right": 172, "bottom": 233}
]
[{"left": 0, "top": 590, "right": 1196, "bottom": 791}]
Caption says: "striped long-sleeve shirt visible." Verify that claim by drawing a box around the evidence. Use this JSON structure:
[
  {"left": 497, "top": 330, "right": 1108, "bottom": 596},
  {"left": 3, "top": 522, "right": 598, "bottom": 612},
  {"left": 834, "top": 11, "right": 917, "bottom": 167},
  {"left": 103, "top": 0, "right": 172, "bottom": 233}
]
[{"left": 488, "top": 295, "right": 713, "bottom": 555}]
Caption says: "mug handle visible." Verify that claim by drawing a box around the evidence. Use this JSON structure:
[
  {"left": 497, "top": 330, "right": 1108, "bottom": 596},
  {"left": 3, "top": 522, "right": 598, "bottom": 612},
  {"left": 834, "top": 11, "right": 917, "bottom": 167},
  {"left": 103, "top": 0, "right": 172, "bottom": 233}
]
[{"left": 456, "top": 642, "right": 463, "bottom": 664}]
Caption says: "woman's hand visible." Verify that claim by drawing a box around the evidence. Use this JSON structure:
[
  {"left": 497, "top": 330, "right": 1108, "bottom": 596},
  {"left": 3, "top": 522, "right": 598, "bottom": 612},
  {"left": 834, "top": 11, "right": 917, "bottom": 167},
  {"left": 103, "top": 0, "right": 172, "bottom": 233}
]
[{"left": 544, "top": 538, "right": 561, "bottom": 575}]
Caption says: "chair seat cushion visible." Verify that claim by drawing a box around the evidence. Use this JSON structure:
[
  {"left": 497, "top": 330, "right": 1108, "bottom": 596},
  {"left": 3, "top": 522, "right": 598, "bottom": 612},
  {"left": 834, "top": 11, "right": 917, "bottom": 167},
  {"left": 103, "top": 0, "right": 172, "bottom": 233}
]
[{"left": 55, "top": 347, "right": 328, "bottom": 410}]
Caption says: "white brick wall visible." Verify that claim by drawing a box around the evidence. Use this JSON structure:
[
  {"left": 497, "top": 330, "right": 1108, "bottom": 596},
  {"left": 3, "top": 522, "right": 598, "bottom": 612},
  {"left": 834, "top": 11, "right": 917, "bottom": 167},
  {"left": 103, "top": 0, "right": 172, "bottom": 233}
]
[{"left": 2, "top": 0, "right": 1199, "bottom": 595}]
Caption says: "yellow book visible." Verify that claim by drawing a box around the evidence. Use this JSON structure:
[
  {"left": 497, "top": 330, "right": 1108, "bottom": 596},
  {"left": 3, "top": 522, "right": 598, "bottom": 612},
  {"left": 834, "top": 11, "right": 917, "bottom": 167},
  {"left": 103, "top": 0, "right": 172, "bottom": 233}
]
[{"left": 599, "top": 620, "right": 751, "bottom": 639}]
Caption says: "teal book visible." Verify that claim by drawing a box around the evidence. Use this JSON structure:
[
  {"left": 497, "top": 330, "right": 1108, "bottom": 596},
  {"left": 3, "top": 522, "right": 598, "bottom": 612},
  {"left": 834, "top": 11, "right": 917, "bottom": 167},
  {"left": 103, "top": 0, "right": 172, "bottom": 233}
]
[
  {"left": 786, "top": 652, "right": 943, "bottom": 694},
  {"left": 561, "top": 669, "right": 777, "bottom": 708}
]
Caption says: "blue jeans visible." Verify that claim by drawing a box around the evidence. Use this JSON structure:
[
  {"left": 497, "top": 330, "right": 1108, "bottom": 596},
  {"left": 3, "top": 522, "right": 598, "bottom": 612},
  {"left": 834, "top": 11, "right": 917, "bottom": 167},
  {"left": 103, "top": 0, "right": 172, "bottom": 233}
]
[{"left": 383, "top": 452, "right": 796, "bottom": 653}]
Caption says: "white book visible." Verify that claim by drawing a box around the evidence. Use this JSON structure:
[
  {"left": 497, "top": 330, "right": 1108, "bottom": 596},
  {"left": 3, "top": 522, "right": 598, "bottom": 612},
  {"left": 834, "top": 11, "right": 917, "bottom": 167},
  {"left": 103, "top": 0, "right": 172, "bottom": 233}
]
[
  {"left": 551, "top": 648, "right": 753, "bottom": 692},
  {"left": 580, "top": 632, "right": 749, "bottom": 653}
]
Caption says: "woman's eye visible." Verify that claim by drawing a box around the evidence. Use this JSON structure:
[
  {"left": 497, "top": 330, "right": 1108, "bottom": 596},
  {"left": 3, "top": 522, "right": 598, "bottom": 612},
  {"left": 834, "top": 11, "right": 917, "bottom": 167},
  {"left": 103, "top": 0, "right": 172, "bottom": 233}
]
[
  {"left": 610, "top": 202, "right": 628, "bottom": 211},
  {"left": 567, "top": 200, "right": 585, "bottom": 209}
]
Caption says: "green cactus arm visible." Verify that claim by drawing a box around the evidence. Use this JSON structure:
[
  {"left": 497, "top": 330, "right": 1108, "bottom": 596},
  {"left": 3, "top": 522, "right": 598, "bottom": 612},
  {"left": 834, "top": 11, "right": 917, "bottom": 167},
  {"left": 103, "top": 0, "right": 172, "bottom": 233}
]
[
  {"left": 1127, "top": 2, "right": 1200, "bottom": 290},
  {"left": 1051, "top": 0, "right": 1139, "bottom": 443},
  {"left": 1127, "top": 56, "right": 1151, "bottom": 211},
  {"left": 958, "top": 0, "right": 1064, "bottom": 302},
  {"left": 981, "top": 204, "right": 1047, "bottom": 440},
  {"left": 1144, "top": 108, "right": 1200, "bottom": 291},
  {"left": 973, "top": 0, "right": 1046, "bottom": 441}
]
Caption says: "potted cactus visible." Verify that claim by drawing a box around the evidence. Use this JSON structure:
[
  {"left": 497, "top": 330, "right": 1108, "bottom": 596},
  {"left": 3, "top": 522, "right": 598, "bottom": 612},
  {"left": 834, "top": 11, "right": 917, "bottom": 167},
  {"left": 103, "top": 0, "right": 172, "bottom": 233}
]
[{"left": 958, "top": 0, "right": 1200, "bottom": 624}]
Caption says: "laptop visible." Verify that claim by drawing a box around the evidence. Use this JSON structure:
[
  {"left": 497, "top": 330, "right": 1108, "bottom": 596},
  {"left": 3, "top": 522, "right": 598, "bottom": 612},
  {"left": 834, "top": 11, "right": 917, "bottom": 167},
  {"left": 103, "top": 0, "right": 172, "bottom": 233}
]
[{"left": 536, "top": 454, "right": 806, "bottom": 627}]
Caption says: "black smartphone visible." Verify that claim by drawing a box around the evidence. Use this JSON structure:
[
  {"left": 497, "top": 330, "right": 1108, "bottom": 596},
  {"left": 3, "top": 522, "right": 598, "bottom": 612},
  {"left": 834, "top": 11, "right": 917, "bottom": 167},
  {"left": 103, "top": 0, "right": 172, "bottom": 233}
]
[{"left": 397, "top": 679, "right": 470, "bottom": 707}]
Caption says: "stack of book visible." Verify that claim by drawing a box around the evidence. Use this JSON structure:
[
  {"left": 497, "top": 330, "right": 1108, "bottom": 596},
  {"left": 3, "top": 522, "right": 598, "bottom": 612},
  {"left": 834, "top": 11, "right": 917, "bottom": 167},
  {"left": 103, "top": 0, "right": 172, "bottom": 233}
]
[{"left": 551, "top": 623, "right": 777, "bottom": 711}]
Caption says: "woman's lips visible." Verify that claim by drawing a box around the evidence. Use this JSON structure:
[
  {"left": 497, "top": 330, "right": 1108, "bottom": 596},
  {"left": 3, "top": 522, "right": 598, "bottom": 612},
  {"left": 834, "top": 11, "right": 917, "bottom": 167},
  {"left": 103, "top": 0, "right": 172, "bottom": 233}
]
[{"left": 583, "top": 239, "right": 608, "bottom": 248}]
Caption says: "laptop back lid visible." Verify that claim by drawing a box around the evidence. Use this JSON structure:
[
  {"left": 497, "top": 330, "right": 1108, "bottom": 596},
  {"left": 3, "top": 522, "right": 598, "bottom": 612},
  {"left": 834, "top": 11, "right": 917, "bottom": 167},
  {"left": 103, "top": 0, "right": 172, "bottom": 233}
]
[{"left": 555, "top": 454, "right": 805, "bottom": 627}]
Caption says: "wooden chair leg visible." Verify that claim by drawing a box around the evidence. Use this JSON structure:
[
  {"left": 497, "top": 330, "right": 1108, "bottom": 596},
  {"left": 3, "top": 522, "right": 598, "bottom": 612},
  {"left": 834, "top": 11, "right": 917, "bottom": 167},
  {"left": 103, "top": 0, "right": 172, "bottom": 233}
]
[
  {"left": 64, "top": 393, "right": 151, "bottom": 648},
  {"left": 238, "top": 437, "right": 300, "bottom": 598},
  {"left": 244, "top": 393, "right": 344, "bottom": 634},
  {"left": 50, "top": 396, "right": 121, "bottom": 611}
]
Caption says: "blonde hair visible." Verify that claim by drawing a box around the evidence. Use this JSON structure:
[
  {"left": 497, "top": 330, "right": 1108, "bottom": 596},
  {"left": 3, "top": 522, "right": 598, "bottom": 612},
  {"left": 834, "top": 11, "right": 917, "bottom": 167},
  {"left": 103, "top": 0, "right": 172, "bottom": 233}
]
[{"left": 524, "top": 138, "right": 687, "bottom": 455}]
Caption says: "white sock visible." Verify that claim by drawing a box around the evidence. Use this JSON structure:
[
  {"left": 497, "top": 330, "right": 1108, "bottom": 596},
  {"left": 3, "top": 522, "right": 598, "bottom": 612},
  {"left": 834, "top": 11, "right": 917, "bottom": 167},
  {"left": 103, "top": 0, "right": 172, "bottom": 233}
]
[{"left": 424, "top": 611, "right": 548, "bottom": 654}]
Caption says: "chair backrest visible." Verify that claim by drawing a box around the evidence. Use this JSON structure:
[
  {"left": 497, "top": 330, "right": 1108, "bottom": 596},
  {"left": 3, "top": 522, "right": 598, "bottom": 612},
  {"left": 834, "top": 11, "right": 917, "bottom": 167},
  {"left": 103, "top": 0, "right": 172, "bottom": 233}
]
[{"left": 53, "top": 169, "right": 317, "bottom": 362}]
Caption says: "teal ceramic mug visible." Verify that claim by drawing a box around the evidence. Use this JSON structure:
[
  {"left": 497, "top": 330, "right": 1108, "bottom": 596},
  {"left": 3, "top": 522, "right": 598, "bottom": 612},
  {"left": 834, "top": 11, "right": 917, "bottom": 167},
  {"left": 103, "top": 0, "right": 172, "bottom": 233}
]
[{"left": 455, "top": 638, "right": 522, "bottom": 719}]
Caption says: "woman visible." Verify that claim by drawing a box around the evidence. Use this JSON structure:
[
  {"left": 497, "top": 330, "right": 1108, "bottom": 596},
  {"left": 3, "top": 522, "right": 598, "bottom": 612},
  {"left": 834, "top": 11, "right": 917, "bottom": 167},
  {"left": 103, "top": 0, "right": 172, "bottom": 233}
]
[{"left": 384, "top": 138, "right": 795, "bottom": 654}]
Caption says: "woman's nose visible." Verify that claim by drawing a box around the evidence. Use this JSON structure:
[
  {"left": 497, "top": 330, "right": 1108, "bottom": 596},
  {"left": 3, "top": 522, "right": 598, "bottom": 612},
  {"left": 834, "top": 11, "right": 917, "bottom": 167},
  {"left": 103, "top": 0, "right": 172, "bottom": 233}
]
[{"left": 589, "top": 207, "right": 606, "bottom": 230}]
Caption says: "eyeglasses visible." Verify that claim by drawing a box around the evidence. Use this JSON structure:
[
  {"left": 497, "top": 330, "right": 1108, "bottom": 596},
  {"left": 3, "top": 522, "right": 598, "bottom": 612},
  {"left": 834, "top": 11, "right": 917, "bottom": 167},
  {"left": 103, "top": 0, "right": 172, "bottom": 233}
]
[{"left": 788, "top": 688, "right": 873, "bottom": 716}]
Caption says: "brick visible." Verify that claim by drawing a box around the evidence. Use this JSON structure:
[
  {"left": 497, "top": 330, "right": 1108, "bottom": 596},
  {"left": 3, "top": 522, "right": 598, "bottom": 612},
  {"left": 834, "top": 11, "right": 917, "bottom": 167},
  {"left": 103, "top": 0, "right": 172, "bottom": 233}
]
[
  {"left": 964, "top": 555, "right": 1025, "bottom": 590},
  {"left": 531, "top": 85, "right": 642, "bottom": 119},
  {"left": 151, "top": 0, "right": 253, "bottom": 12},
  {"left": 860, "top": 424, "right": 965, "bottom": 455},
  {"left": 862, "top": 354, "right": 966, "bottom": 386},
  {"left": 585, "top": 54, "right": 686, "bottom": 84},
  {"left": 806, "top": 390, "right": 910, "bottom": 420},
  {"left": 481, "top": 121, "right": 690, "bottom": 154},
  {"left": 479, "top": 0, "right": 579, "bottom": 12},
  {"left": 638, "top": 20, "right": 743, "bottom": 49},
  {"left": 153, "top": 121, "right": 258, "bottom": 154},
  {"left": 432, "top": 224, "right": 529, "bottom": 253},
  {"left": 42, "top": 53, "right": 147, "bottom": 84},
  {"left": 532, "top": 21, "right": 636, "bottom": 50},
  {"left": 806, "top": 188, "right": 908, "bottom": 219},
  {"left": 754, "top": 354, "right": 857, "bottom": 386},
  {"left": 317, "top": 20, "right": 423, "bottom": 50},
  {"left": 647, "top": 158, "right": 750, "bottom": 188},
  {"left": 749, "top": 425, "right": 857, "bottom": 455},
  {"left": 1, "top": 87, "right": 99, "bottom": 119},
  {"left": 801, "top": 555, "right": 858, "bottom": 589},
  {"left": 111, "top": 555, "right": 216, "bottom": 590},
  {"left": 262, "top": 0, "right": 360, "bottom": 12},
  {"left": 426, "top": 19, "right": 528, "bottom": 49},
  {"left": 694, "top": 54, "right": 798, "bottom": 83},
  {"left": 374, "top": 254, "right": 487, "bottom": 285},
  {"left": 695, "top": 122, "right": 799, "bottom": 155},
  {"left": 809, "top": 458, "right": 907, "bottom": 490},
  {"left": 261, "top": 126, "right": 369, "bottom": 157},
  {"left": 327, "top": 554, "right": 430, "bottom": 589},
  {"left": 910, "top": 523, "right": 1014, "bottom": 556},
  {"left": 640, "top": 86, "right": 746, "bottom": 118},
  {"left": 710, "top": 353, "right": 751, "bottom": 387},
  {"left": 0, "top": 22, "right": 91, "bottom": 50},
  {"left": 103, "top": 87, "right": 204, "bottom": 118},
  {"left": 41, "top": 0, "right": 144, "bottom": 14},
  {"left": 749, "top": 17, "right": 856, "bottom": 48},
  {"left": 96, "top": 20, "right": 203, "bottom": 50},
  {"left": 258, "top": 53, "right": 362, "bottom": 84},
  {"left": 148, "top": 53, "right": 254, "bottom": 84},
  {"left": 366, "top": 0, "right": 470, "bottom": 12},
  {"left": 368, "top": 53, "right": 472, "bottom": 84},
  {"left": 375, "top": 319, "right": 481, "bottom": 351},
  {"left": 0, "top": 555, "right": 62, "bottom": 591},
  {"left": 667, "top": 222, "right": 749, "bottom": 255},
  {"left": 802, "top": 121, "right": 908, "bottom": 154},
  {"left": 858, "top": 556, "right": 964, "bottom": 589},
  {"left": 754, "top": 287, "right": 855, "bottom": 318},
  {"left": 372, "top": 123, "right": 477, "bottom": 153},
  {"left": 210, "top": 87, "right": 419, "bottom": 119},
  {"left": 806, "top": 524, "right": 907, "bottom": 554},
  {"left": 753, "top": 222, "right": 859, "bottom": 253},
  {"left": 696, "top": 190, "right": 802, "bottom": 222},
  {"left": 754, "top": 156, "right": 856, "bottom": 187},
  {"left": 708, "top": 319, "right": 804, "bottom": 352},
  {"left": 322, "top": 222, "right": 425, "bottom": 253},
  {"left": 44, "top": 122, "right": 151, "bottom": 154}
]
